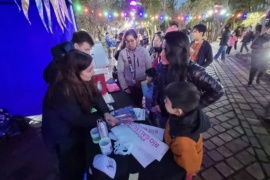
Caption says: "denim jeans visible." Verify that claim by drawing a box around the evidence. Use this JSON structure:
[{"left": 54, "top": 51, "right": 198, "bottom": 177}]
[{"left": 214, "top": 45, "right": 227, "bottom": 60}]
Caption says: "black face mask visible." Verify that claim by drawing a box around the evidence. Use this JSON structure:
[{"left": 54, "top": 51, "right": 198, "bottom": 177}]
[{"left": 154, "top": 47, "right": 162, "bottom": 53}]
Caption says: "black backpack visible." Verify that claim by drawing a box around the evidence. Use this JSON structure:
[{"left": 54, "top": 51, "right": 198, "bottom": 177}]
[{"left": 0, "top": 108, "right": 30, "bottom": 141}]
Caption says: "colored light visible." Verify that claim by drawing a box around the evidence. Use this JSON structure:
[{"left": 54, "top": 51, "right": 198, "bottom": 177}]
[
  {"left": 130, "top": 1, "right": 136, "bottom": 6},
  {"left": 130, "top": 12, "right": 135, "bottom": 17},
  {"left": 220, "top": 9, "right": 226, "bottom": 15},
  {"left": 232, "top": 14, "right": 235, "bottom": 17},
  {"left": 98, "top": 13, "right": 102, "bottom": 17},
  {"left": 84, "top": 7, "right": 89, "bottom": 14},
  {"left": 178, "top": 16, "right": 180, "bottom": 20},
  {"left": 144, "top": 13, "right": 148, "bottom": 18},
  {"left": 215, "top": 9, "right": 218, "bottom": 13},
  {"left": 165, "top": 16, "right": 169, "bottom": 20},
  {"left": 104, "top": 11, "right": 108, "bottom": 16},
  {"left": 114, "top": 12, "right": 118, "bottom": 17},
  {"left": 225, "top": 13, "right": 230, "bottom": 17},
  {"left": 208, "top": 10, "right": 213, "bottom": 15},
  {"left": 237, "top": 13, "right": 241, "bottom": 17},
  {"left": 198, "top": 15, "right": 201, "bottom": 19},
  {"left": 121, "top": 12, "right": 124, "bottom": 17},
  {"left": 74, "top": 3, "right": 82, "bottom": 12}
]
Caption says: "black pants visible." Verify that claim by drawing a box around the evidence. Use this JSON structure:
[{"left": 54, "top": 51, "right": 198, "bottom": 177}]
[
  {"left": 138, "top": 150, "right": 186, "bottom": 180},
  {"left": 226, "top": 46, "right": 232, "bottom": 54},
  {"left": 240, "top": 42, "right": 249, "bottom": 53},
  {"left": 55, "top": 141, "right": 86, "bottom": 180},
  {"left": 248, "top": 58, "right": 268, "bottom": 85},
  {"left": 234, "top": 41, "right": 238, "bottom": 50},
  {"left": 128, "top": 84, "right": 143, "bottom": 108}
]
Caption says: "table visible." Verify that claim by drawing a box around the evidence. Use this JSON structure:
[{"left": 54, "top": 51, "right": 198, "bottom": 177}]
[{"left": 86, "top": 90, "right": 186, "bottom": 180}]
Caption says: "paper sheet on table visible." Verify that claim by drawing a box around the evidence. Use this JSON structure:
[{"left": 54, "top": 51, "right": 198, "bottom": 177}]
[
  {"left": 138, "top": 124, "right": 164, "bottom": 141},
  {"left": 111, "top": 122, "right": 169, "bottom": 168},
  {"left": 133, "top": 108, "right": 145, "bottom": 120}
]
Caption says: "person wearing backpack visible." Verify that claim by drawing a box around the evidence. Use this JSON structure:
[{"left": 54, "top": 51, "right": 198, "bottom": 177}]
[{"left": 43, "top": 31, "right": 94, "bottom": 84}]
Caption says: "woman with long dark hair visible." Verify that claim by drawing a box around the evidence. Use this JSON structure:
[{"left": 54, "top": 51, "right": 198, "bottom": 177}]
[
  {"left": 42, "top": 50, "right": 118, "bottom": 180},
  {"left": 153, "top": 31, "right": 224, "bottom": 127},
  {"left": 117, "top": 29, "right": 152, "bottom": 107}
]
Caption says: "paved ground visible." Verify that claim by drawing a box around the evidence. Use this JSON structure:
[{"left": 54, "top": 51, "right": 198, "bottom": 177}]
[
  {"left": 195, "top": 43, "right": 270, "bottom": 180},
  {"left": 0, "top": 42, "right": 270, "bottom": 180}
]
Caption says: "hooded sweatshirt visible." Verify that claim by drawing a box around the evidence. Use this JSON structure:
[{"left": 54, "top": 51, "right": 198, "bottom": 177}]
[
  {"left": 164, "top": 109, "right": 210, "bottom": 174},
  {"left": 117, "top": 46, "right": 152, "bottom": 89},
  {"left": 43, "top": 42, "right": 74, "bottom": 84}
]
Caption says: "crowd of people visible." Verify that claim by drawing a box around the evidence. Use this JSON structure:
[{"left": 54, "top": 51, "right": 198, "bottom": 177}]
[{"left": 41, "top": 19, "right": 270, "bottom": 180}]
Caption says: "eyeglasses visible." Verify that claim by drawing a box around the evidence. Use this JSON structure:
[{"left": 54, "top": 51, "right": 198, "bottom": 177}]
[{"left": 125, "top": 39, "right": 135, "bottom": 44}]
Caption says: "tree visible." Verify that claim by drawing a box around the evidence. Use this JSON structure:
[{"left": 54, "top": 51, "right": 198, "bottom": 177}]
[
  {"left": 75, "top": 0, "right": 126, "bottom": 41},
  {"left": 180, "top": 0, "right": 269, "bottom": 41}
]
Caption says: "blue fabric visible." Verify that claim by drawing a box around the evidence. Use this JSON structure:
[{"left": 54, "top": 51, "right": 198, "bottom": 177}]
[
  {"left": 142, "top": 83, "right": 154, "bottom": 111},
  {"left": 105, "top": 35, "right": 111, "bottom": 48},
  {"left": 214, "top": 45, "right": 227, "bottom": 60},
  {"left": 0, "top": 1, "right": 75, "bottom": 116}
]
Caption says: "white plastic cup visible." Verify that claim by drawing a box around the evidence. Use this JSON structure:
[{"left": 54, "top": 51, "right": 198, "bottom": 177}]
[
  {"left": 99, "top": 137, "right": 113, "bottom": 155},
  {"left": 90, "top": 127, "right": 101, "bottom": 144}
]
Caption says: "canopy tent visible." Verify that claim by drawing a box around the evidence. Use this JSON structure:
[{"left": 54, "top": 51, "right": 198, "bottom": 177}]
[{"left": 0, "top": 0, "right": 76, "bottom": 116}]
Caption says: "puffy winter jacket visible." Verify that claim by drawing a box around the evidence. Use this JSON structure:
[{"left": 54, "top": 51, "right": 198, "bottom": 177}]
[
  {"left": 251, "top": 33, "right": 270, "bottom": 60},
  {"left": 153, "top": 61, "right": 224, "bottom": 115}
]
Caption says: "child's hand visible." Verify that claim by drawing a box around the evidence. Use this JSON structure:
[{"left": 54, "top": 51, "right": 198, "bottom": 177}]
[
  {"left": 155, "top": 105, "right": 161, "bottom": 113},
  {"left": 186, "top": 173, "right": 195, "bottom": 180}
]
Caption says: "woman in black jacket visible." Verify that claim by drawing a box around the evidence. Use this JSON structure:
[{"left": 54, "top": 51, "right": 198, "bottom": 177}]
[
  {"left": 153, "top": 31, "right": 224, "bottom": 127},
  {"left": 42, "top": 50, "right": 118, "bottom": 180},
  {"left": 248, "top": 24, "right": 270, "bottom": 86}
]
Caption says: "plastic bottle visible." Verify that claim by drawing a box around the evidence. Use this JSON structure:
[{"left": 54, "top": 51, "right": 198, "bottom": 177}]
[
  {"left": 97, "top": 81, "right": 102, "bottom": 92},
  {"left": 97, "top": 119, "right": 108, "bottom": 138}
]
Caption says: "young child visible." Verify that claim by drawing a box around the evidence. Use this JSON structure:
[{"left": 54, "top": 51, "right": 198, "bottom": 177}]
[
  {"left": 142, "top": 68, "right": 157, "bottom": 126},
  {"left": 226, "top": 31, "right": 237, "bottom": 54},
  {"left": 164, "top": 81, "right": 210, "bottom": 180}
]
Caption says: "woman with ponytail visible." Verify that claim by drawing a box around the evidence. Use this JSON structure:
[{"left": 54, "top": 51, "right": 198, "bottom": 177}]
[{"left": 153, "top": 31, "right": 224, "bottom": 128}]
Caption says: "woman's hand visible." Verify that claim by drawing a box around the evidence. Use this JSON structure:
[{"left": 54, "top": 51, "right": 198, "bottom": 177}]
[{"left": 104, "top": 113, "right": 119, "bottom": 127}]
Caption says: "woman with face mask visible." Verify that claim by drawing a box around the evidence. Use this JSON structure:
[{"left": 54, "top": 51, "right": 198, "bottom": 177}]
[
  {"left": 153, "top": 31, "right": 224, "bottom": 128},
  {"left": 151, "top": 33, "right": 164, "bottom": 67},
  {"left": 117, "top": 29, "right": 152, "bottom": 107},
  {"left": 42, "top": 50, "right": 118, "bottom": 180}
]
